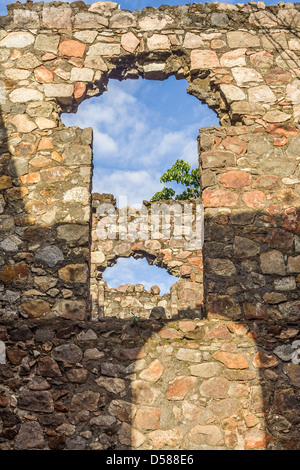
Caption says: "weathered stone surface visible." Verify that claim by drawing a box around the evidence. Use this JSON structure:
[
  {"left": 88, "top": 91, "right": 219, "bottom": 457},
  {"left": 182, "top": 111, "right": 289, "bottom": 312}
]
[
  {"left": 36, "top": 246, "right": 64, "bottom": 267},
  {"left": 166, "top": 376, "right": 197, "bottom": 400},
  {"left": 191, "top": 50, "right": 220, "bottom": 71},
  {"left": 38, "top": 356, "right": 61, "bottom": 377},
  {"left": 70, "top": 391, "right": 100, "bottom": 412},
  {"left": 200, "top": 377, "right": 230, "bottom": 399},
  {"left": 14, "top": 422, "right": 45, "bottom": 450},
  {"left": 135, "top": 406, "right": 161, "bottom": 430},
  {"left": 58, "top": 264, "right": 88, "bottom": 284},
  {"left": 188, "top": 425, "right": 224, "bottom": 446},
  {"left": 21, "top": 300, "right": 51, "bottom": 319},
  {"left": 18, "top": 390, "right": 54, "bottom": 413},
  {"left": 139, "top": 360, "right": 164, "bottom": 382},
  {"left": 52, "top": 344, "right": 83, "bottom": 364},
  {"left": 148, "top": 428, "right": 183, "bottom": 449},
  {"left": 0, "top": 32, "right": 34, "bottom": 48},
  {"left": 260, "top": 251, "right": 286, "bottom": 276},
  {"left": 0, "top": 1, "right": 300, "bottom": 452},
  {"left": 42, "top": 5, "right": 72, "bottom": 29},
  {"left": 213, "top": 351, "right": 249, "bottom": 369}
]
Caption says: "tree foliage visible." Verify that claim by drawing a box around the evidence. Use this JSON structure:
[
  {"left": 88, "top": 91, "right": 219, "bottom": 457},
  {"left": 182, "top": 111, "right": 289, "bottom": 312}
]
[{"left": 151, "top": 159, "right": 200, "bottom": 201}]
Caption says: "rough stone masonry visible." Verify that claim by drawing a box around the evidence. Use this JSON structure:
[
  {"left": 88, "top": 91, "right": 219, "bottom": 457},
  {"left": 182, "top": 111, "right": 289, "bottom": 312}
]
[{"left": 0, "top": 0, "right": 299, "bottom": 450}]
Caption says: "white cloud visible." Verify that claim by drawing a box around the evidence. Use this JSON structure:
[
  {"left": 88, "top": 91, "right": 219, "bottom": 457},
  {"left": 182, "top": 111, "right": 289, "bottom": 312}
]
[
  {"left": 93, "top": 130, "right": 118, "bottom": 157},
  {"left": 93, "top": 169, "right": 163, "bottom": 206},
  {"left": 103, "top": 257, "right": 177, "bottom": 294}
]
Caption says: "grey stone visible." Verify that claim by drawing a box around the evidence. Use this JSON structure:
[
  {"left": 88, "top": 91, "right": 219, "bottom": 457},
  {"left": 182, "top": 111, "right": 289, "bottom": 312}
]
[
  {"left": 274, "top": 344, "right": 294, "bottom": 361},
  {"left": 34, "top": 34, "right": 60, "bottom": 54},
  {"left": 52, "top": 344, "right": 83, "bottom": 364},
  {"left": 77, "top": 329, "right": 97, "bottom": 341},
  {"left": 35, "top": 245, "right": 64, "bottom": 267},
  {"left": 150, "top": 306, "right": 166, "bottom": 319},
  {"left": 8, "top": 157, "right": 28, "bottom": 177},
  {"left": 57, "top": 224, "right": 89, "bottom": 244},
  {"left": 211, "top": 13, "right": 229, "bottom": 27}
]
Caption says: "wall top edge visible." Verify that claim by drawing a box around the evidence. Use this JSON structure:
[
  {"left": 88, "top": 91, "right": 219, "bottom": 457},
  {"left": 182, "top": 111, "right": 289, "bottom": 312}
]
[{"left": 1, "top": 1, "right": 300, "bottom": 25}]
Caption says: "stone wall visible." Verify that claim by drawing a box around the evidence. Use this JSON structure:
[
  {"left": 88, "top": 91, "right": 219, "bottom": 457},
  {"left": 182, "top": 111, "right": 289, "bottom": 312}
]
[
  {"left": 0, "top": 0, "right": 299, "bottom": 451},
  {"left": 90, "top": 193, "right": 203, "bottom": 319}
]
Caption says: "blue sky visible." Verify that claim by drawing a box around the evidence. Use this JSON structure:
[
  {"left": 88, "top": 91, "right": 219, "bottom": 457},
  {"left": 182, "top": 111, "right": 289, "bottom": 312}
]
[{"left": 0, "top": 0, "right": 290, "bottom": 292}]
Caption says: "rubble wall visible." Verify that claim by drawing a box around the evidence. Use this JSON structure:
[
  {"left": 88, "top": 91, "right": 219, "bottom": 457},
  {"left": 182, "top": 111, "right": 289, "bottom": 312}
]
[{"left": 0, "top": 1, "right": 299, "bottom": 450}]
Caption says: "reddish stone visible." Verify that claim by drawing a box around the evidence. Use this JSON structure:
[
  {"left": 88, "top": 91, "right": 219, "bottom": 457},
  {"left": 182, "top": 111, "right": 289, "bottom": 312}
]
[
  {"left": 242, "top": 191, "right": 266, "bottom": 208},
  {"left": 158, "top": 328, "right": 183, "bottom": 340},
  {"left": 252, "top": 352, "right": 279, "bottom": 368},
  {"left": 7, "top": 349, "right": 27, "bottom": 365},
  {"left": 180, "top": 265, "right": 192, "bottom": 276},
  {"left": 213, "top": 351, "right": 249, "bottom": 369},
  {"left": 273, "top": 136, "right": 288, "bottom": 146},
  {"left": 252, "top": 175, "right": 279, "bottom": 190},
  {"left": 267, "top": 204, "right": 282, "bottom": 215},
  {"left": 250, "top": 50, "right": 273, "bottom": 68},
  {"left": 135, "top": 406, "right": 161, "bottom": 430},
  {"left": 243, "top": 302, "right": 267, "bottom": 320},
  {"left": 208, "top": 325, "right": 231, "bottom": 340},
  {"left": 178, "top": 321, "right": 196, "bottom": 332},
  {"left": 0, "top": 396, "right": 8, "bottom": 407},
  {"left": 266, "top": 124, "right": 299, "bottom": 137},
  {"left": 1, "top": 264, "right": 29, "bottom": 284},
  {"left": 121, "top": 32, "right": 140, "bottom": 53},
  {"left": 187, "top": 256, "right": 203, "bottom": 266},
  {"left": 148, "top": 428, "right": 183, "bottom": 449},
  {"left": 59, "top": 38, "right": 86, "bottom": 57},
  {"left": 20, "top": 172, "right": 40, "bottom": 184},
  {"left": 265, "top": 67, "right": 291, "bottom": 86},
  {"left": 166, "top": 376, "right": 197, "bottom": 400},
  {"left": 74, "top": 82, "right": 86, "bottom": 99},
  {"left": 220, "top": 170, "right": 251, "bottom": 189},
  {"left": 244, "top": 429, "right": 269, "bottom": 449},
  {"left": 38, "top": 137, "right": 54, "bottom": 150},
  {"left": 202, "top": 189, "right": 238, "bottom": 208},
  {"left": 48, "top": 435, "right": 66, "bottom": 450},
  {"left": 282, "top": 207, "right": 300, "bottom": 234},
  {"left": 139, "top": 359, "right": 164, "bottom": 383},
  {"left": 225, "top": 430, "right": 238, "bottom": 449},
  {"left": 222, "top": 136, "right": 247, "bottom": 155},
  {"left": 34, "top": 66, "right": 54, "bottom": 83}
]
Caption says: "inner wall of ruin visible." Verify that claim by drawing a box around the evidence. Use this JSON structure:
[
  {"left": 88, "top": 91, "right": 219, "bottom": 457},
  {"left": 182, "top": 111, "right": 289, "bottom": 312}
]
[{"left": 0, "top": 1, "right": 299, "bottom": 450}]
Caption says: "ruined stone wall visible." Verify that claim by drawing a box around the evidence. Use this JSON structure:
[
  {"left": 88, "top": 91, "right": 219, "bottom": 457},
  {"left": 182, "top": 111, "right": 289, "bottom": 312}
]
[
  {"left": 90, "top": 193, "right": 203, "bottom": 320},
  {"left": 0, "top": 0, "right": 299, "bottom": 451}
]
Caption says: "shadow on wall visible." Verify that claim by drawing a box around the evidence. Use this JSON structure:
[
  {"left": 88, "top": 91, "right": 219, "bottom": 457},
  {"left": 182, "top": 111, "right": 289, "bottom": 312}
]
[{"left": 0, "top": 99, "right": 299, "bottom": 449}]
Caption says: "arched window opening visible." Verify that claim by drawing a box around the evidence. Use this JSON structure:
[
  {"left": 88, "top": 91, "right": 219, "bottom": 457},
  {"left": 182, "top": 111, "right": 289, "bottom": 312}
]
[
  {"left": 94, "top": 256, "right": 178, "bottom": 320},
  {"left": 61, "top": 76, "right": 219, "bottom": 207},
  {"left": 62, "top": 75, "right": 213, "bottom": 320}
]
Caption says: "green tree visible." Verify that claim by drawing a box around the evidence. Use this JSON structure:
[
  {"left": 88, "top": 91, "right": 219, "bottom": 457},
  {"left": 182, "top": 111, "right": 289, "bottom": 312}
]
[{"left": 151, "top": 159, "right": 200, "bottom": 201}]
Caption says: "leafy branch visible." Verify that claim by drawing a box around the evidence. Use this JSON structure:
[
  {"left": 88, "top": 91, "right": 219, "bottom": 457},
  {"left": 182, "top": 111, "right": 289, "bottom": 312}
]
[{"left": 151, "top": 159, "right": 200, "bottom": 201}]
